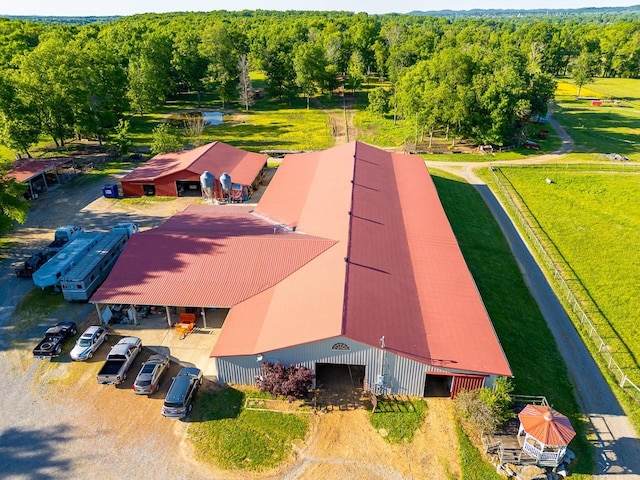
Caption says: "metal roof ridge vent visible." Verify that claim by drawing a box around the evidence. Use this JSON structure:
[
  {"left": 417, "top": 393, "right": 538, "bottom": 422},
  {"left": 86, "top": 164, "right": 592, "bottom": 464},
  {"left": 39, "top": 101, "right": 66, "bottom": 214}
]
[
  {"left": 341, "top": 141, "right": 358, "bottom": 335},
  {"left": 249, "top": 210, "right": 294, "bottom": 231},
  {"left": 272, "top": 224, "right": 293, "bottom": 234}
]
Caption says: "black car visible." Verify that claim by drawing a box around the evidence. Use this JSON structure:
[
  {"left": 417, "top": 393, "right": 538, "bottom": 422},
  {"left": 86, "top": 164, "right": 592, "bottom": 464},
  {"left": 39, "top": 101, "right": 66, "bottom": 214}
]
[
  {"left": 161, "top": 367, "right": 203, "bottom": 419},
  {"left": 32, "top": 321, "right": 78, "bottom": 359}
]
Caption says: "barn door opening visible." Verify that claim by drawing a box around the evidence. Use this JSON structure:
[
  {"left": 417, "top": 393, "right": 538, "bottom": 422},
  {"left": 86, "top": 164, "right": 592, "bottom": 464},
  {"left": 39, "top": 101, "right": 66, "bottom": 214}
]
[
  {"left": 316, "top": 363, "right": 365, "bottom": 389},
  {"left": 315, "top": 363, "right": 366, "bottom": 410},
  {"left": 143, "top": 184, "right": 156, "bottom": 196},
  {"left": 450, "top": 375, "right": 485, "bottom": 399},
  {"left": 176, "top": 180, "right": 202, "bottom": 197},
  {"left": 424, "top": 373, "right": 453, "bottom": 398}
]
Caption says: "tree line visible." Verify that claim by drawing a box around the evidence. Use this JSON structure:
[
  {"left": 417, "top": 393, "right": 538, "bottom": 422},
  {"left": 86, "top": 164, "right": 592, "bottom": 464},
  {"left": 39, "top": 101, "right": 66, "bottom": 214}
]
[{"left": 0, "top": 10, "right": 639, "bottom": 157}]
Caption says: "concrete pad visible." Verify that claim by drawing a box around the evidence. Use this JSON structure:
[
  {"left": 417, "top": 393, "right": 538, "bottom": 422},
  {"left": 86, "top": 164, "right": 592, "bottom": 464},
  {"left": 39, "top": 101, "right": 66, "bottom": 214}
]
[{"left": 108, "top": 309, "right": 227, "bottom": 382}]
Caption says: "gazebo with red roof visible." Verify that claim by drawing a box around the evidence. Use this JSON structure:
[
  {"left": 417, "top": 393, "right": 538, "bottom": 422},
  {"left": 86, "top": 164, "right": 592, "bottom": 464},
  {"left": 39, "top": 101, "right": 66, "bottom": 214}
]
[{"left": 517, "top": 404, "right": 576, "bottom": 467}]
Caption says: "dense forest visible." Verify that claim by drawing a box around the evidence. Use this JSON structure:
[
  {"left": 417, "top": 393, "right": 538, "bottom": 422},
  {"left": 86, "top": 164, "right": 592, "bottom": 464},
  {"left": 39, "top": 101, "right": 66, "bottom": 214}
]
[{"left": 0, "top": 9, "right": 639, "bottom": 158}]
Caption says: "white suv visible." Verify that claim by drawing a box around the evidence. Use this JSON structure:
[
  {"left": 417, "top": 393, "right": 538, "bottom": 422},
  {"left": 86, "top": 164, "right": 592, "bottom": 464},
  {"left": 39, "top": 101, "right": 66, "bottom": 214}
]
[{"left": 70, "top": 326, "right": 108, "bottom": 361}]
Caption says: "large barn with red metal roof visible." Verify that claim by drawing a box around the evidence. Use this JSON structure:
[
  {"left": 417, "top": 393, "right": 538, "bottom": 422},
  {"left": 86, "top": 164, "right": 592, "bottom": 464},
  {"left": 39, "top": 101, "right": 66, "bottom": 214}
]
[
  {"left": 93, "top": 141, "right": 511, "bottom": 397},
  {"left": 120, "top": 141, "right": 268, "bottom": 200}
]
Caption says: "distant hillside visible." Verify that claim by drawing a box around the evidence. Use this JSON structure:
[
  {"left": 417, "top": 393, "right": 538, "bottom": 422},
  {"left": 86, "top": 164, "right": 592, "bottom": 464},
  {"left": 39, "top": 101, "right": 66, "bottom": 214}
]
[
  {"left": 0, "top": 15, "right": 119, "bottom": 24},
  {"left": 2, "top": 4, "right": 639, "bottom": 25},
  {"left": 409, "top": 5, "right": 640, "bottom": 17}
]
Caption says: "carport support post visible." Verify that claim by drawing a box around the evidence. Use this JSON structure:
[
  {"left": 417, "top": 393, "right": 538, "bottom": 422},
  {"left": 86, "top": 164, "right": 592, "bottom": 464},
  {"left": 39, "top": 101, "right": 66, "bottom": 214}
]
[
  {"left": 201, "top": 307, "right": 207, "bottom": 328},
  {"left": 95, "top": 304, "right": 102, "bottom": 324},
  {"left": 165, "top": 306, "right": 172, "bottom": 328}
]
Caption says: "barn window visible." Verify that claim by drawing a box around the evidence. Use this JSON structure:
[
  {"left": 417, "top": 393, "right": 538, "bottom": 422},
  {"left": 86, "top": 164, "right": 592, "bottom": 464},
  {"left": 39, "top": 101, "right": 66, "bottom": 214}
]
[{"left": 331, "top": 342, "right": 350, "bottom": 351}]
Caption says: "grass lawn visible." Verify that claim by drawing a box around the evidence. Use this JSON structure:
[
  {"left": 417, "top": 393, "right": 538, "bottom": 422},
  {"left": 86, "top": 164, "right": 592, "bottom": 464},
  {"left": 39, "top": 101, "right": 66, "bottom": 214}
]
[
  {"left": 554, "top": 79, "right": 640, "bottom": 161},
  {"left": 557, "top": 77, "right": 640, "bottom": 105},
  {"left": 354, "top": 104, "right": 561, "bottom": 159},
  {"left": 0, "top": 236, "right": 17, "bottom": 261},
  {"left": 456, "top": 422, "right": 503, "bottom": 480},
  {"left": 369, "top": 397, "right": 427, "bottom": 443},
  {"left": 485, "top": 165, "right": 640, "bottom": 428},
  {"left": 127, "top": 94, "right": 335, "bottom": 153},
  {"left": 430, "top": 168, "right": 593, "bottom": 477},
  {"left": 189, "top": 387, "right": 309, "bottom": 471}
]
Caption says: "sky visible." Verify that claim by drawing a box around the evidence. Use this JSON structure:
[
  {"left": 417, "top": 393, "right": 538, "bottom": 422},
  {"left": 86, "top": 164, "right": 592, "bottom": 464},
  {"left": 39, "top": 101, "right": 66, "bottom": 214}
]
[{"left": 2, "top": 0, "right": 639, "bottom": 16}]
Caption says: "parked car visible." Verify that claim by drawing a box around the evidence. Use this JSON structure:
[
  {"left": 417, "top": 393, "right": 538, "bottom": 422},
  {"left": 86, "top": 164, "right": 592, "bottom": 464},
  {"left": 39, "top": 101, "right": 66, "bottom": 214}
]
[
  {"left": 133, "top": 353, "right": 170, "bottom": 395},
  {"left": 32, "top": 321, "right": 77, "bottom": 359},
  {"left": 70, "top": 325, "right": 108, "bottom": 361},
  {"left": 161, "top": 367, "right": 203, "bottom": 419}
]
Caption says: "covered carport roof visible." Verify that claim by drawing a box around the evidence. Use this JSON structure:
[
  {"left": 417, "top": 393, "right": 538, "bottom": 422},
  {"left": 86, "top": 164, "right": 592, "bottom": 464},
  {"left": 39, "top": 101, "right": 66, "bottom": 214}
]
[
  {"left": 7, "top": 158, "right": 72, "bottom": 182},
  {"left": 91, "top": 205, "right": 336, "bottom": 307}
]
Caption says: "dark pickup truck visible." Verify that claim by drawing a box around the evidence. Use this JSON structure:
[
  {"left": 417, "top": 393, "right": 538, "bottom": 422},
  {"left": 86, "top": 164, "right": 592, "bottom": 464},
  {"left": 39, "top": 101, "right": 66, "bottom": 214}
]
[
  {"left": 15, "top": 226, "right": 83, "bottom": 278},
  {"left": 15, "top": 250, "right": 54, "bottom": 278},
  {"left": 32, "top": 321, "right": 77, "bottom": 359}
]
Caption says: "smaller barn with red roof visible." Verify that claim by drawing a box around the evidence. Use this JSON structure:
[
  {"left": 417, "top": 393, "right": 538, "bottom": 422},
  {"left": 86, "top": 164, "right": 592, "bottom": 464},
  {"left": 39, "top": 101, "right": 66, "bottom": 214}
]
[{"left": 120, "top": 141, "right": 268, "bottom": 200}]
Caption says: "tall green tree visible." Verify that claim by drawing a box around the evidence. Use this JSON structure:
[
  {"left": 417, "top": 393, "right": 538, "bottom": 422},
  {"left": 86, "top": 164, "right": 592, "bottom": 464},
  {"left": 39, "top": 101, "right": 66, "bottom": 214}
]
[
  {"left": 74, "top": 38, "right": 128, "bottom": 144},
  {"left": 150, "top": 122, "right": 182, "bottom": 155},
  {"left": 570, "top": 51, "right": 599, "bottom": 97},
  {"left": 263, "top": 46, "right": 298, "bottom": 101},
  {"left": 110, "top": 119, "right": 132, "bottom": 156},
  {"left": 127, "top": 32, "right": 174, "bottom": 115},
  {"left": 345, "top": 51, "right": 365, "bottom": 93},
  {"left": 366, "top": 86, "right": 391, "bottom": 115},
  {"left": 201, "top": 23, "right": 247, "bottom": 108},
  {"left": 0, "top": 166, "right": 28, "bottom": 232},
  {"left": 293, "top": 42, "right": 327, "bottom": 108},
  {"left": 12, "top": 34, "right": 81, "bottom": 147},
  {"left": 171, "top": 30, "right": 209, "bottom": 106},
  {"left": 0, "top": 73, "right": 40, "bottom": 158}
]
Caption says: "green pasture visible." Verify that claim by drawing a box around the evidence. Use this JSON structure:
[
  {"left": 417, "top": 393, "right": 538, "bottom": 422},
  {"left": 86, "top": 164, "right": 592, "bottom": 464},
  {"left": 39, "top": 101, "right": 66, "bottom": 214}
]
[
  {"left": 189, "top": 387, "right": 309, "bottom": 471},
  {"left": 554, "top": 79, "right": 640, "bottom": 160},
  {"left": 557, "top": 78, "right": 640, "bottom": 105},
  {"left": 354, "top": 108, "right": 560, "bottom": 159},
  {"left": 431, "top": 168, "right": 592, "bottom": 477},
  {"left": 128, "top": 94, "right": 334, "bottom": 153},
  {"left": 486, "top": 166, "right": 640, "bottom": 426}
]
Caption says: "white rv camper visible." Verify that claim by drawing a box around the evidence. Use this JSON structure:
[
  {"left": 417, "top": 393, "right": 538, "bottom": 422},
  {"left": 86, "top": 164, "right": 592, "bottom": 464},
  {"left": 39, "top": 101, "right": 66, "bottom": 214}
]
[
  {"left": 33, "top": 232, "right": 103, "bottom": 289},
  {"left": 60, "top": 223, "right": 138, "bottom": 301}
]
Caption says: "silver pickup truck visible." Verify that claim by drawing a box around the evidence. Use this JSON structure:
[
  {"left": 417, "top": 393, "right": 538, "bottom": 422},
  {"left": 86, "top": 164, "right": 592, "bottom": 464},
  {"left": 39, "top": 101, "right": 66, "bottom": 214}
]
[{"left": 96, "top": 337, "right": 142, "bottom": 385}]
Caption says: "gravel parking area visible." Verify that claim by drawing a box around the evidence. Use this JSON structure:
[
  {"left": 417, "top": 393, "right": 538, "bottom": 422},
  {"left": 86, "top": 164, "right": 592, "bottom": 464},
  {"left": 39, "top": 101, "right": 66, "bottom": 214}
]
[{"left": 0, "top": 172, "right": 218, "bottom": 480}]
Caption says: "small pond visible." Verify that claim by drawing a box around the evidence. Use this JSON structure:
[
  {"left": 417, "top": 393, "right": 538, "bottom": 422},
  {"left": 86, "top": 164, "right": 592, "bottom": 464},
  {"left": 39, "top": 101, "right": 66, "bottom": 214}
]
[{"left": 201, "top": 111, "right": 224, "bottom": 125}]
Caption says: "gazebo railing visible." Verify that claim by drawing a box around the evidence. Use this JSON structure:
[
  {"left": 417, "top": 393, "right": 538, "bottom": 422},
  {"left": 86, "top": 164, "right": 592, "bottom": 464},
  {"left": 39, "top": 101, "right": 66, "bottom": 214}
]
[
  {"left": 522, "top": 437, "right": 563, "bottom": 466},
  {"left": 512, "top": 394, "right": 549, "bottom": 406},
  {"left": 522, "top": 440, "right": 541, "bottom": 459}
]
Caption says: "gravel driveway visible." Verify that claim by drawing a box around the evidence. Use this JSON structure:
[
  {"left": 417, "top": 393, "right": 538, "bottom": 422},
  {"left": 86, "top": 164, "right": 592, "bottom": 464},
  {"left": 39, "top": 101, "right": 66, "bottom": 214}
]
[{"left": 0, "top": 171, "right": 216, "bottom": 480}]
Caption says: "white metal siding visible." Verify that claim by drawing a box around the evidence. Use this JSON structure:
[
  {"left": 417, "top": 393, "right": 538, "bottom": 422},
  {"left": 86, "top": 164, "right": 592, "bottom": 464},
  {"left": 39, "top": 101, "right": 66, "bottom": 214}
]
[{"left": 215, "top": 337, "right": 430, "bottom": 397}]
